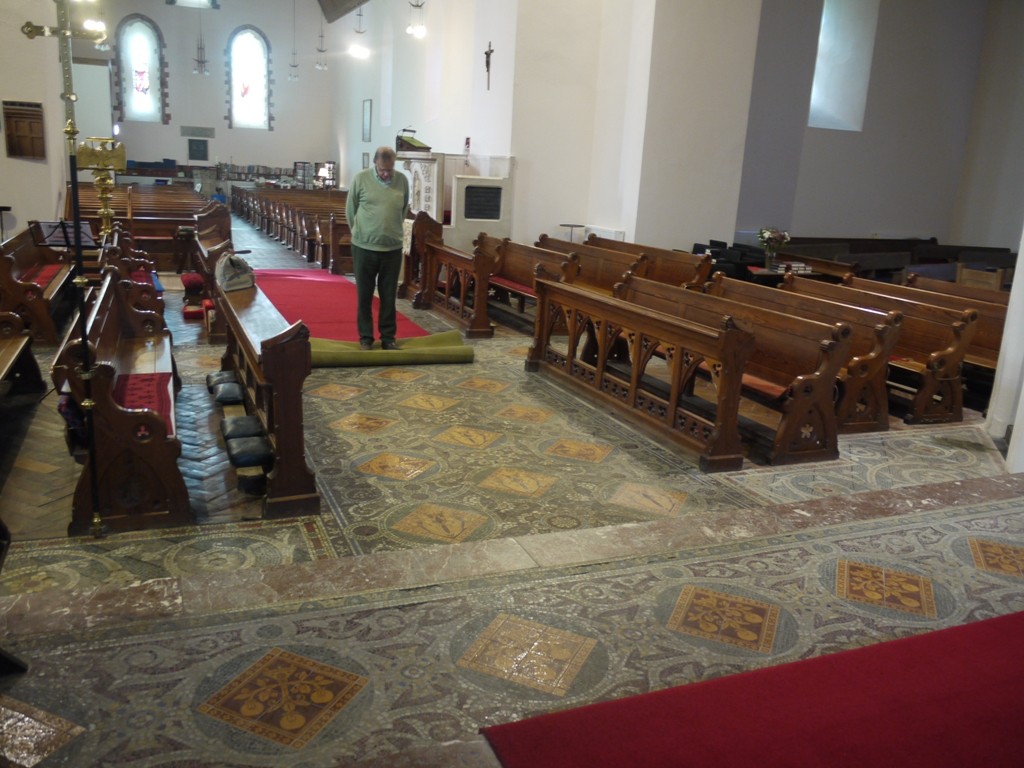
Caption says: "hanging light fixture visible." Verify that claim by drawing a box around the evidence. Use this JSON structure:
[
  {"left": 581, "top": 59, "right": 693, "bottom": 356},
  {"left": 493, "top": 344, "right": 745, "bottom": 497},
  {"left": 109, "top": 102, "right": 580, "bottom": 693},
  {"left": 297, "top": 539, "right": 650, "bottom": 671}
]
[
  {"left": 315, "top": 7, "right": 328, "bottom": 71},
  {"left": 347, "top": 5, "right": 369, "bottom": 60},
  {"left": 192, "top": 8, "right": 209, "bottom": 75},
  {"left": 288, "top": 0, "right": 299, "bottom": 81},
  {"left": 406, "top": 1, "right": 426, "bottom": 39}
]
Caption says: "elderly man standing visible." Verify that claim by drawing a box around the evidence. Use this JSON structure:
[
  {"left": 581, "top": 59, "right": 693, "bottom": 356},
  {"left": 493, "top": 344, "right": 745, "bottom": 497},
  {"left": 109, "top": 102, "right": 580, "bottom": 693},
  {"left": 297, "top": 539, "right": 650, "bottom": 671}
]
[{"left": 346, "top": 146, "right": 410, "bottom": 350}]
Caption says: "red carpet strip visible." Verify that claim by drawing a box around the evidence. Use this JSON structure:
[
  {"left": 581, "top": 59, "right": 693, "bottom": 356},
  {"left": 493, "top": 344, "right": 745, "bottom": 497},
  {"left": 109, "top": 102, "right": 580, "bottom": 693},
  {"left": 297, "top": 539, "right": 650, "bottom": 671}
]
[
  {"left": 482, "top": 611, "right": 1024, "bottom": 768},
  {"left": 254, "top": 269, "right": 429, "bottom": 342}
]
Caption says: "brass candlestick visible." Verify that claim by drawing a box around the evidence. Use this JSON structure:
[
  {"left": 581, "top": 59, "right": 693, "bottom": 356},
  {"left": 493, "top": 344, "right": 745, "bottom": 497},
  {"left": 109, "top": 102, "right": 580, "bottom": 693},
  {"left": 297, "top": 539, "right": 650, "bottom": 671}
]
[{"left": 78, "top": 138, "right": 127, "bottom": 238}]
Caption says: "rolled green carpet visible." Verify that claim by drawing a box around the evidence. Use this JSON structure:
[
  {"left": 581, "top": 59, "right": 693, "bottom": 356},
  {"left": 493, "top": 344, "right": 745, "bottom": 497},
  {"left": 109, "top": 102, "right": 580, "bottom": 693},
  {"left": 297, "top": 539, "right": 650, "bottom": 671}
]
[{"left": 310, "top": 330, "right": 474, "bottom": 367}]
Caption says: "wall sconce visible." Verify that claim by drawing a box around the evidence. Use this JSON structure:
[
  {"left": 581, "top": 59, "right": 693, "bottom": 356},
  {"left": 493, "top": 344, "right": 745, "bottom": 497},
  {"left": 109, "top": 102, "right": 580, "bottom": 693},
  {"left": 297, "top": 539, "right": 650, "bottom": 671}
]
[{"left": 406, "top": 1, "right": 426, "bottom": 39}]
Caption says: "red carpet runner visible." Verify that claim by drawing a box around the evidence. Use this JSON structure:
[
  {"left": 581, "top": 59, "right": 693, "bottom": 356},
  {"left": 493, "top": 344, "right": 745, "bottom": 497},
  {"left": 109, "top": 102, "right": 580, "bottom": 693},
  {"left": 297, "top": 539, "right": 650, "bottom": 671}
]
[
  {"left": 254, "top": 269, "right": 429, "bottom": 342},
  {"left": 482, "top": 611, "right": 1024, "bottom": 768}
]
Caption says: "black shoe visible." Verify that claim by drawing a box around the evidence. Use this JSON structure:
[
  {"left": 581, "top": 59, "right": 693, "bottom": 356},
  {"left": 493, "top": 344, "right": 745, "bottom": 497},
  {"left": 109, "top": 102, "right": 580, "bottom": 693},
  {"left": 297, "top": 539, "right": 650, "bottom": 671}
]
[
  {"left": 359, "top": 340, "right": 373, "bottom": 350},
  {"left": 381, "top": 340, "right": 399, "bottom": 351}
]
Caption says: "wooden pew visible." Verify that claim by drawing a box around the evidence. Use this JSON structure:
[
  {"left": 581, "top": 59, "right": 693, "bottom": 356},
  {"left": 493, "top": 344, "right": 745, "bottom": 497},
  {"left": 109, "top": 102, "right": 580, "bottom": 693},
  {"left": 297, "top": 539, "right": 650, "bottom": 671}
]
[
  {"left": 0, "top": 312, "right": 45, "bottom": 398},
  {"left": 216, "top": 282, "right": 320, "bottom": 517},
  {"left": 188, "top": 203, "right": 236, "bottom": 342},
  {"left": 614, "top": 274, "right": 852, "bottom": 465},
  {"left": 0, "top": 227, "right": 74, "bottom": 344},
  {"left": 706, "top": 273, "right": 902, "bottom": 433},
  {"left": 405, "top": 210, "right": 443, "bottom": 305},
  {"left": 842, "top": 274, "right": 1005, "bottom": 410},
  {"left": 418, "top": 230, "right": 569, "bottom": 337},
  {"left": 780, "top": 274, "right": 978, "bottom": 424},
  {"left": 585, "top": 234, "right": 713, "bottom": 287},
  {"left": 907, "top": 272, "right": 1009, "bottom": 306},
  {"left": 535, "top": 234, "right": 648, "bottom": 293},
  {"left": 526, "top": 276, "right": 755, "bottom": 472},
  {"left": 313, "top": 213, "right": 353, "bottom": 274},
  {"left": 51, "top": 270, "right": 192, "bottom": 535}
]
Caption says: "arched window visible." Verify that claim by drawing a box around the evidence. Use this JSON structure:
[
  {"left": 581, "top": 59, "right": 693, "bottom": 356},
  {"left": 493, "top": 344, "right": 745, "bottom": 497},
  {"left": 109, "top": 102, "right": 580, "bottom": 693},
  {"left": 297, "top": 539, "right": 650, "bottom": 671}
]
[
  {"left": 227, "top": 26, "right": 273, "bottom": 130},
  {"left": 113, "top": 15, "right": 169, "bottom": 124}
]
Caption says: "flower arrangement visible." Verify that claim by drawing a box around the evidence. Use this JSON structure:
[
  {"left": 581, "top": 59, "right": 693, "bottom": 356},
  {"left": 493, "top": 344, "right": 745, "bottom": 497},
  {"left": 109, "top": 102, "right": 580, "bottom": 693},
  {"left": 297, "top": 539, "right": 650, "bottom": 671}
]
[{"left": 758, "top": 227, "right": 791, "bottom": 269}]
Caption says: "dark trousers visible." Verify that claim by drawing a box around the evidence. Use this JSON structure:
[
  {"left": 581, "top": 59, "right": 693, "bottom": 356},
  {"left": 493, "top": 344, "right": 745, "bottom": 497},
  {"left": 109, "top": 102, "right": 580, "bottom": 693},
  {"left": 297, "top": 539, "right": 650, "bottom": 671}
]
[{"left": 352, "top": 244, "right": 403, "bottom": 343}]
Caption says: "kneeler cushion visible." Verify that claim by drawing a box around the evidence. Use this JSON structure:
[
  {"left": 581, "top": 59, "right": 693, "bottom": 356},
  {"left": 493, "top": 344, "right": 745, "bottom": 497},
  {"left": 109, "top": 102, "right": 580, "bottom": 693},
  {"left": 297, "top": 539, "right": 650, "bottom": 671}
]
[
  {"left": 180, "top": 272, "right": 204, "bottom": 293},
  {"left": 213, "top": 382, "right": 244, "bottom": 405},
  {"left": 221, "top": 414, "right": 264, "bottom": 440},
  {"left": 206, "top": 371, "right": 238, "bottom": 392},
  {"left": 225, "top": 435, "right": 274, "bottom": 469}
]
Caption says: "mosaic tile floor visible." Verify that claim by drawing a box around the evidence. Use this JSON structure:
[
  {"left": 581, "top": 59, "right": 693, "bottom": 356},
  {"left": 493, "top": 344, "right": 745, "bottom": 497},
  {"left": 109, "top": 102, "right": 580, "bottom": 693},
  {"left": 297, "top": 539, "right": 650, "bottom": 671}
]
[{"left": 0, "top": 216, "right": 1020, "bottom": 767}]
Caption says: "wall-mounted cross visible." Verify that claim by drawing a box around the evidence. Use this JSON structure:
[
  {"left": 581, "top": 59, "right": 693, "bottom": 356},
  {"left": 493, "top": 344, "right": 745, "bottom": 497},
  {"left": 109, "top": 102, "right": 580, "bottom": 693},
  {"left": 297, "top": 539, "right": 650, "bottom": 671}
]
[{"left": 485, "top": 42, "right": 494, "bottom": 90}]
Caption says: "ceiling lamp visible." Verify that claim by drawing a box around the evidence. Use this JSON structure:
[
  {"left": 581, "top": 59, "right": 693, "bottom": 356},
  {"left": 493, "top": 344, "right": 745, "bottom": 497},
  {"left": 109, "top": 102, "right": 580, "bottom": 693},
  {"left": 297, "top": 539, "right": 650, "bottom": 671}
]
[
  {"left": 192, "top": 9, "right": 209, "bottom": 75},
  {"left": 347, "top": 5, "right": 369, "bottom": 59},
  {"left": 288, "top": 0, "right": 299, "bottom": 80},
  {"left": 315, "top": 8, "right": 328, "bottom": 71},
  {"left": 406, "top": 1, "right": 426, "bottom": 39}
]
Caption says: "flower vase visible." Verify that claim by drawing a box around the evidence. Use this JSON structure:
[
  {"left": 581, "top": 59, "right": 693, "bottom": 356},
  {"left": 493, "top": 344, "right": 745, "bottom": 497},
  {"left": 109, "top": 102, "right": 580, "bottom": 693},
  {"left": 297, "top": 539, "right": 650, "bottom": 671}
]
[{"left": 764, "top": 249, "right": 776, "bottom": 270}]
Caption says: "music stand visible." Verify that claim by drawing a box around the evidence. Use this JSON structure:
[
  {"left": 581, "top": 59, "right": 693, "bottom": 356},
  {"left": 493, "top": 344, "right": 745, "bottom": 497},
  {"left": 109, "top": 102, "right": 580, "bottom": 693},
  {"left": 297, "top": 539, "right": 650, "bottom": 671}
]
[{"left": 30, "top": 219, "right": 98, "bottom": 250}]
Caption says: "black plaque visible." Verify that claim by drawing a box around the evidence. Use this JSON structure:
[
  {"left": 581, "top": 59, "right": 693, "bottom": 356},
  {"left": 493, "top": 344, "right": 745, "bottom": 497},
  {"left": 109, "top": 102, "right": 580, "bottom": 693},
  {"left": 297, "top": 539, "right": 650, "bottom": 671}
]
[{"left": 464, "top": 186, "right": 502, "bottom": 220}]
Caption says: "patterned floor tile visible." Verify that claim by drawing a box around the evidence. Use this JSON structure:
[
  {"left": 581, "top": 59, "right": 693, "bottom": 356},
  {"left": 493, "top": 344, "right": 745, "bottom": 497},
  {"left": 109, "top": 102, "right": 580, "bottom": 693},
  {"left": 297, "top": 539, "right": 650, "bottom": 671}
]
[
  {"left": 836, "top": 560, "right": 937, "bottom": 617},
  {"left": 392, "top": 503, "right": 490, "bottom": 543},
  {"left": 0, "top": 695, "right": 85, "bottom": 768},
  {"left": 356, "top": 453, "right": 437, "bottom": 481},
  {"left": 667, "top": 585, "right": 781, "bottom": 653},
  {"left": 456, "top": 613, "right": 597, "bottom": 697},
  {"left": 968, "top": 538, "right": 1024, "bottom": 577},
  {"left": 197, "top": 647, "right": 368, "bottom": 749},
  {"left": 478, "top": 467, "right": 558, "bottom": 498}
]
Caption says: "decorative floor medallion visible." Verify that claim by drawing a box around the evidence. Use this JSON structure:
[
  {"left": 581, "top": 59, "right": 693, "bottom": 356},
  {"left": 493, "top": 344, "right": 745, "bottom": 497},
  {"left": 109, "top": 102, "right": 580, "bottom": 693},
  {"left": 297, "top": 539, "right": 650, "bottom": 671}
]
[
  {"left": 968, "top": 538, "right": 1024, "bottom": 578},
  {"left": 667, "top": 585, "right": 780, "bottom": 653},
  {"left": 478, "top": 467, "right": 558, "bottom": 498},
  {"left": 399, "top": 394, "right": 460, "bottom": 412},
  {"left": 836, "top": 560, "right": 937, "bottom": 617},
  {"left": 197, "top": 648, "right": 367, "bottom": 749},
  {"left": 495, "top": 404, "right": 553, "bottom": 423},
  {"left": 307, "top": 383, "right": 366, "bottom": 402},
  {"left": 610, "top": 482, "right": 688, "bottom": 516},
  {"left": 544, "top": 438, "right": 613, "bottom": 463},
  {"left": 393, "top": 503, "right": 489, "bottom": 543},
  {"left": 457, "top": 613, "right": 596, "bottom": 697},
  {"left": 374, "top": 369, "right": 425, "bottom": 382},
  {"left": 457, "top": 377, "right": 510, "bottom": 394},
  {"left": 330, "top": 414, "right": 397, "bottom": 434},
  {"left": 356, "top": 453, "right": 437, "bottom": 481},
  {"left": 433, "top": 426, "right": 503, "bottom": 450}
]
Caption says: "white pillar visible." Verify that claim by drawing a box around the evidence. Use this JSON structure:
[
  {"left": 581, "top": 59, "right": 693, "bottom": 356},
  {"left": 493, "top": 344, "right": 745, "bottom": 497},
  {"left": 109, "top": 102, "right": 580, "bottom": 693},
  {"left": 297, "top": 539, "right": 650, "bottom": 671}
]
[{"left": 988, "top": 222, "right": 1024, "bottom": 470}]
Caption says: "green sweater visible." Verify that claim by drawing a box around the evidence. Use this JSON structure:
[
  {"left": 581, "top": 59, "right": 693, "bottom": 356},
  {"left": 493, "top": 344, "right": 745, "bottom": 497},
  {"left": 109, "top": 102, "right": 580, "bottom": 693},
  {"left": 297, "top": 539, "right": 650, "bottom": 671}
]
[{"left": 346, "top": 167, "right": 409, "bottom": 252}]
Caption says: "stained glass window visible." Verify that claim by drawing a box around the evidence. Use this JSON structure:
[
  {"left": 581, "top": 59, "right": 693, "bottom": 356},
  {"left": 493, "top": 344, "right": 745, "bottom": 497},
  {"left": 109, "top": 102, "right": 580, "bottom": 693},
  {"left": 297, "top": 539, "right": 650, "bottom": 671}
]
[
  {"left": 228, "top": 28, "right": 271, "bottom": 130},
  {"left": 117, "top": 17, "right": 163, "bottom": 123}
]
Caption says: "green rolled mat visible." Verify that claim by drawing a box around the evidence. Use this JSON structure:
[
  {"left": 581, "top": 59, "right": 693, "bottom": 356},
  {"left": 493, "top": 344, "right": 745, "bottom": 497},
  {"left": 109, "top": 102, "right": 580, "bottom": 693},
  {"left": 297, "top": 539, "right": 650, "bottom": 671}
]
[{"left": 310, "top": 330, "right": 475, "bottom": 367}]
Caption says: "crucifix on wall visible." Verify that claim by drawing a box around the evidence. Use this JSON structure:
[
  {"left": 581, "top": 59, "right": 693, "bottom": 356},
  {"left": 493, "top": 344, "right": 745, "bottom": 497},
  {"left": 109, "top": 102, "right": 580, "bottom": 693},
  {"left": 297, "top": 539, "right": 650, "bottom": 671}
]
[{"left": 485, "top": 41, "right": 494, "bottom": 90}]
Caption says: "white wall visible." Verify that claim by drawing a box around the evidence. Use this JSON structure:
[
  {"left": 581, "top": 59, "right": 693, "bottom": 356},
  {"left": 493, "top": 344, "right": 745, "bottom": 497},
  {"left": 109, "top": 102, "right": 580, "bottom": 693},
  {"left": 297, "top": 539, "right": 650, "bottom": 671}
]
[
  {"left": 951, "top": 0, "right": 1024, "bottom": 249},
  {"left": 790, "top": 0, "right": 987, "bottom": 240},
  {"left": 0, "top": 0, "right": 71, "bottom": 225},
  {"left": 735, "top": 0, "right": 822, "bottom": 243},
  {"left": 332, "top": 0, "right": 517, "bottom": 191},
  {"left": 99, "top": 0, "right": 334, "bottom": 170},
  {"left": 634, "top": 0, "right": 762, "bottom": 250}
]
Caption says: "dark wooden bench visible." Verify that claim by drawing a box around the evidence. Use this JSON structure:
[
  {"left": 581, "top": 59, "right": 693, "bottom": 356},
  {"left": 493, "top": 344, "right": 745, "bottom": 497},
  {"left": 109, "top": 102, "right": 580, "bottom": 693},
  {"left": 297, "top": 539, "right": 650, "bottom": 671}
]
[
  {"left": 780, "top": 274, "right": 978, "bottom": 424},
  {"left": 216, "top": 281, "right": 320, "bottom": 517},
  {"left": 312, "top": 213, "right": 352, "bottom": 274},
  {"left": 0, "top": 227, "right": 74, "bottom": 344},
  {"left": 526, "top": 276, "right": 755, "bottom": 472},
  {"left": 405, "top": 210, "right": 443, "bottom": 305},
  {"left": 706, "top": 273, "right": 902, "bottom": 433},
  {"left": 535, "top": 234, "right": 648, "bottom": 293},
  {"left": 187, "top": 203, "right": 237, "bottom": 343},
  {"left": 0, "top": 311, "right": 44, "bottom": 398},
  {"left": 585, "top": 234, "right": 713, "bottom": 287},
  {"left": 418, "top": 230, "right": 570, "bottom": 337},
  {"left": 907, "top": 272, "right": 1009, "bottom": 306},
  {"left": 843, "top": 274, "right": 1005, "bottom": 410},
  {"left": 51, "top": 269, "right": 191, "bottom": 535},
  {"left": 614, "top": 274, "right": 852, "bottom": 465}
]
